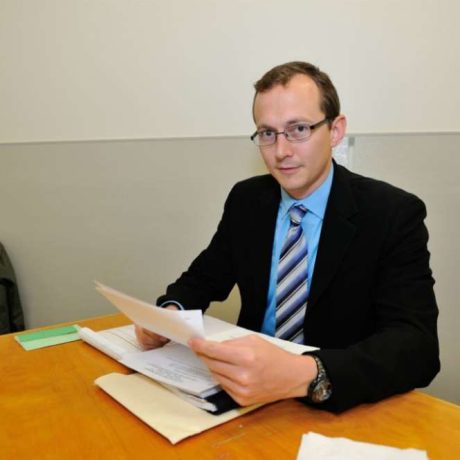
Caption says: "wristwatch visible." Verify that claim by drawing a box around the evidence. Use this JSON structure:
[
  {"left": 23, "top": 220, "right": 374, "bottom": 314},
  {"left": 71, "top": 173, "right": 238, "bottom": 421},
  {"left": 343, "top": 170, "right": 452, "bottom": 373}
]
[{"left": 307, "top": 355, "right": 332, "bottom": 403}]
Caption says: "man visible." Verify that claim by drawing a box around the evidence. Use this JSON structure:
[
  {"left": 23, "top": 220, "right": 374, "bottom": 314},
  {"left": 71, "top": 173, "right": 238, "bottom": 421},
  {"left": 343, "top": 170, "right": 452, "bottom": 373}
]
[{"left": 136, "top": 62, "right": 440, "bottom": 412}]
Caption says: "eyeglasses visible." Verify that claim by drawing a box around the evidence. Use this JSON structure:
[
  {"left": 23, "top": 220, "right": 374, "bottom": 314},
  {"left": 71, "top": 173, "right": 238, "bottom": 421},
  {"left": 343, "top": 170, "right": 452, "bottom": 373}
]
[{"left": 250, "top": 118, "right": 329, "bottom": 147}]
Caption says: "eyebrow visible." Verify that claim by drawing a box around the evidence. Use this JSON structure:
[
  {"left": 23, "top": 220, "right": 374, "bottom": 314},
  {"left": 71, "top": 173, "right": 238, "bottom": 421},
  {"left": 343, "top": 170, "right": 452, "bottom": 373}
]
[
  {"left": 256, "top": 124, "right": 275, "bottom": 131},
  {"left": 256, "top": 119, "right": 311, "bottom": 130}
]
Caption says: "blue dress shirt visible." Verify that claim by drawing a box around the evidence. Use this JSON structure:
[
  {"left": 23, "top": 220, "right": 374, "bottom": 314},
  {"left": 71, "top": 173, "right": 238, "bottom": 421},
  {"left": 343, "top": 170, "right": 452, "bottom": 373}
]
[{"left": 261, "top": 164, "right": 334, "bottom": 336}]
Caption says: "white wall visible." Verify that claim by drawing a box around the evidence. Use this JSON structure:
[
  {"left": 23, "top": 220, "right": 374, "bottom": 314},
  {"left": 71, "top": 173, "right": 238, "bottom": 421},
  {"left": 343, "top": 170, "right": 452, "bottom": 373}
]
[{"left": 1, "top": 0, "right": 459, "bottom": 143}]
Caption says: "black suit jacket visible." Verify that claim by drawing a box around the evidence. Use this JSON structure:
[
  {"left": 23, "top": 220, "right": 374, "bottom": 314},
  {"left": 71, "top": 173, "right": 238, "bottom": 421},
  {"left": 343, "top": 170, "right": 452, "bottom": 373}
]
[
  {"left": 158, "top": 163, "right": 440, "bottom": 412},
  {"left": 0, "top": 242, "right": 25, "bottom": 334}
]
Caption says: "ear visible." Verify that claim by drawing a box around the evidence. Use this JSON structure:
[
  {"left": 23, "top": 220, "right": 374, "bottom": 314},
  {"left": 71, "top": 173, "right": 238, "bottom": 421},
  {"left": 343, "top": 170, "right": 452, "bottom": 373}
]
[{"left": 329, "top": 115, "right": 347, "bottom": 148}]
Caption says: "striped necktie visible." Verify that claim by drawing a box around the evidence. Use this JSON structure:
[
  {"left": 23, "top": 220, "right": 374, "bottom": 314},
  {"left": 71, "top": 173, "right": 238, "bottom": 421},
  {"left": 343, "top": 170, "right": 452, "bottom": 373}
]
[{"left": 275, "top": 204, "right": 308, "bottom": 344}]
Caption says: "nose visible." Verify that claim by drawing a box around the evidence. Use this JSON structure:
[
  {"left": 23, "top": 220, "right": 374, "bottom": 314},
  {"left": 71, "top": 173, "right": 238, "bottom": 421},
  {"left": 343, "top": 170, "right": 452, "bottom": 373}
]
[{"left": 275, "top": 132, "right": 294, "bottom": 160}]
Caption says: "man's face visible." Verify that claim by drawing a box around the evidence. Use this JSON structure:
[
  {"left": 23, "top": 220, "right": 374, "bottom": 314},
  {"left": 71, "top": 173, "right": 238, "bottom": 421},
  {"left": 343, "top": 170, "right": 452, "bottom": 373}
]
[{"left": 253, "top": 74, "right": 345, "bottom": 199}]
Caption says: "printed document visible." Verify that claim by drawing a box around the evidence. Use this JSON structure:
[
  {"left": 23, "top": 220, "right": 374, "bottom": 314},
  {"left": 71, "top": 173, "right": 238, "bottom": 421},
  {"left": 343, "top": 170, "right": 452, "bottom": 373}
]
[
  {"left": 95, "top": 281, "right": 204, "bottom": 346},
  {"left": 120, "top": 342, "right": 220, "bottom": 398}
]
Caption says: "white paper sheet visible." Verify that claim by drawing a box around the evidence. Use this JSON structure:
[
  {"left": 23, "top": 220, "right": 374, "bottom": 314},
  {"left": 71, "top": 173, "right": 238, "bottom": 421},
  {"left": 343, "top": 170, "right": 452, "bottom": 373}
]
[
  {"left": 297, "top": 432, "right": 429, "bottom": 460},
  {"left": 117, "top": 318, "right": 316, "bottom": 398},
  {"left": 120, "top": 342, "right": 220, "bottom": 398},
  {"left": 95, "top": 282, "right": 204, "bottom": 346},
  {"left": 208, "top": 327, "right": 317, "bottom": 354},
  {"left": 79, "top": 325, "right": 141, "bottom": 360}
]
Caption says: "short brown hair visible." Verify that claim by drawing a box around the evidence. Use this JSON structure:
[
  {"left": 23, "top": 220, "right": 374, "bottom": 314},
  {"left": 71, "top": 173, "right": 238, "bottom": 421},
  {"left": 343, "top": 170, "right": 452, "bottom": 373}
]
[{"left": 253, "top": 61, "right": 340, "bottom": 122}]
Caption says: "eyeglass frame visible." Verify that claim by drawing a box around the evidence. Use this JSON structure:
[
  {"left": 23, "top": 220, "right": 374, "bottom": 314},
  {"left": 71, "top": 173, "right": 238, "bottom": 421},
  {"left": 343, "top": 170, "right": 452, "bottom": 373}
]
[{"left": 250, "top": 118, "right": 330, "bottom": 146}]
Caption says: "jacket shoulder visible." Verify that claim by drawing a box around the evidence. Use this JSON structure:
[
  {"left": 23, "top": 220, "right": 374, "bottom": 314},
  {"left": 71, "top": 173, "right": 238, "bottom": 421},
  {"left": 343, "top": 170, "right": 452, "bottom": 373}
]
[
  {"left": 225, "top": 174, "right": 279, "bottom": 204},
  {"left": 335, "top": 164, "right": 425, "bottom": 209},
  {"left": 231, "top": 174, "right": 278, "bottom": 194}
]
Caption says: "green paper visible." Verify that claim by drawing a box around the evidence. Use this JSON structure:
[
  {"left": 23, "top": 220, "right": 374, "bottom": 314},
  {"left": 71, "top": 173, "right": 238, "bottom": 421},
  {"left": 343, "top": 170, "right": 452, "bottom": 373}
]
[{"left": 15, "top": 325, "right": 81, "bottom": 350}]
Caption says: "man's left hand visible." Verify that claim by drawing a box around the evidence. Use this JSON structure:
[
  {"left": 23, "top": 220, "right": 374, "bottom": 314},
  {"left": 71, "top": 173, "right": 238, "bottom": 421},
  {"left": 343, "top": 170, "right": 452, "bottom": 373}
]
[{"left": 188, "top": 334, "right": 317, "bottom": 406}]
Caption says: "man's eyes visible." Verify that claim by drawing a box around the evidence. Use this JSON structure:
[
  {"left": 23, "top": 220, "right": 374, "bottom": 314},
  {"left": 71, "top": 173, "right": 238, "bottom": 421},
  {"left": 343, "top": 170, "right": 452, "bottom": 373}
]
[
  {"left": 258, "top": 124, "right": 309, "bottom": 138},
  {"left": 294, "top": 124, "right": 307, "bottom": 132},
  {"left": 259, "top": 129, "right": 275, "bottom": 138}
]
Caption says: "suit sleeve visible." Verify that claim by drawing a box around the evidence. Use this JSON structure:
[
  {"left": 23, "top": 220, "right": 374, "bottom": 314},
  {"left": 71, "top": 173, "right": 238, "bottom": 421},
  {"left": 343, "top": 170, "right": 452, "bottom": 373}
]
[
  {"left": 156, "top": 186, "right": 238, "bottom": 311},
  {"left": 310, "top": 196, "right": 440, "bottom": 412}
]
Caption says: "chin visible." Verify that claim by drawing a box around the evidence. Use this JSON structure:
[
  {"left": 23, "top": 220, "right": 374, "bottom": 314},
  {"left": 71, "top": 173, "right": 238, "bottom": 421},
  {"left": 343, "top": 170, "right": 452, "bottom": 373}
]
[
  {"left": 282, "top": 186, "right": 305, "bottom": 199},
  {"left": 280, "top": 178, "right": 305, "bottom": 194}
]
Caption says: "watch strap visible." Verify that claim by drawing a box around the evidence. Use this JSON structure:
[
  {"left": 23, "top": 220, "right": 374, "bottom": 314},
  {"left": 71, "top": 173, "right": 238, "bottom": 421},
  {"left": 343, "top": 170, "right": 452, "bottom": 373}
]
[{"left": 307, "top": 355, "right": 332, "bottom": 403}]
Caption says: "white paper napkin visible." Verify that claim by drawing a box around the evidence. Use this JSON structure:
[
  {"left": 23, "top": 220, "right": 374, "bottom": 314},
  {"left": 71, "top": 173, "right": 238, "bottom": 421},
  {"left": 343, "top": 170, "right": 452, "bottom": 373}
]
[{"left": 297, "top": 432, "right": 429, "bottom": 460}]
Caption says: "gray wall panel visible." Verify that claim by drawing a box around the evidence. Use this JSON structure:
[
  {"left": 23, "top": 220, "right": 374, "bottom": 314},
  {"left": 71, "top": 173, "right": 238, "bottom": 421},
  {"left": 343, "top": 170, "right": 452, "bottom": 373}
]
[{"left": 0, "top": 133, "right": 458, "bottom": 404}]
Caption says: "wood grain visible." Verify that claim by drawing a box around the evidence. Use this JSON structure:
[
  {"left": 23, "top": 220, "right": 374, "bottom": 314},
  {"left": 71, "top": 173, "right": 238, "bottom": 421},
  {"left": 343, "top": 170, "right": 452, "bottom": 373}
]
[{"left": 1, "top": 314, "right": 459, "bottom": 459}]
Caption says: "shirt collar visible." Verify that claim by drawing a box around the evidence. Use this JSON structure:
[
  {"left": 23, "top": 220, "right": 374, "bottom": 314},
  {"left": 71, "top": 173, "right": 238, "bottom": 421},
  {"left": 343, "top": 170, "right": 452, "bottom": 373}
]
[{"left": 279, "top": 162, "right": 334, "bottom": 220}]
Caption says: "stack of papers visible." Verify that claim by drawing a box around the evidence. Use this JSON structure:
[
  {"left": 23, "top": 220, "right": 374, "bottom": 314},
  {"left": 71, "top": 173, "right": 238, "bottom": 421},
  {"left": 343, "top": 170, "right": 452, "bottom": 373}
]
[{"left": 85, "top": 282, "right": 317, "bottom": 414}]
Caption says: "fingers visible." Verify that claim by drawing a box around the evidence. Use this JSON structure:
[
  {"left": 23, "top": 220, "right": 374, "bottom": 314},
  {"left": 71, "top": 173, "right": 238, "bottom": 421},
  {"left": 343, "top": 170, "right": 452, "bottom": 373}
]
[
  {"left": 197, "top": 352, "right": 241, "bottom": 382},
  {"left": 209, "top": 371, "right": 254, "bottom": 406},
  {"left": 189, "top": 335, "right": 257, "bottom": 365},
  {"left": 189, "top": 338, "right": 256, "bottom": 405},
  {"left": 134, "top": 324, "right": 169, "bottom": 349},
  {"left": 188, "top": 334, "right": 315, "bottom": 406},
  {"left": 134, "top": 305, "right": 178, "bottom": 349},
  {"left": 188, "top": 338, "right": 229, "bottom": 360}
]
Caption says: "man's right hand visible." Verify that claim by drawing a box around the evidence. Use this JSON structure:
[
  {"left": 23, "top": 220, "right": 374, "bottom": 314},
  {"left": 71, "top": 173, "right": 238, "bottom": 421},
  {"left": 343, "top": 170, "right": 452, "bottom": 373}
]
[{"left": 134, "top": 304, "right": 179, "bottom": 349}]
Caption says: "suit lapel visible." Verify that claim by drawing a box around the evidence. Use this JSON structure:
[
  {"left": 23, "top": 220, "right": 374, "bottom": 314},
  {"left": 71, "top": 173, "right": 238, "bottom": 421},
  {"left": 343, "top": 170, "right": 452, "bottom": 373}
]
[
  {"left": 251, "top": 177, "right": 280, "bottom": 328},
  {"left": 308, "top": 164, "right": 358, "bottom": 309}
]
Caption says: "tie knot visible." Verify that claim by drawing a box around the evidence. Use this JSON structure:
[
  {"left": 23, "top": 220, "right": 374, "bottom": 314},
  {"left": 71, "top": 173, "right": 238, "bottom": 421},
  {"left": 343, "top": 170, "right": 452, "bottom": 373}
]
[{"left": 289, "top": 204, "right": 307, "bottom": 226}]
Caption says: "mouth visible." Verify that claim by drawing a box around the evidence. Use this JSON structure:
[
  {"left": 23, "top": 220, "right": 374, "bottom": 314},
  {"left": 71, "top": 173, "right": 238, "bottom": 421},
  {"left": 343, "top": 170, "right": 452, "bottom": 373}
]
[{"left": 277, "top": 165, "right": 300, "bottom": 175}]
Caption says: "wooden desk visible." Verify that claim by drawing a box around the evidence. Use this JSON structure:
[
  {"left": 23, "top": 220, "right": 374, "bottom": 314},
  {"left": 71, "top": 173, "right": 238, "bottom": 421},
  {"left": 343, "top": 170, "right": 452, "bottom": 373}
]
[{"left": 1, "top": 314, "right": 459, "bottom": 459}]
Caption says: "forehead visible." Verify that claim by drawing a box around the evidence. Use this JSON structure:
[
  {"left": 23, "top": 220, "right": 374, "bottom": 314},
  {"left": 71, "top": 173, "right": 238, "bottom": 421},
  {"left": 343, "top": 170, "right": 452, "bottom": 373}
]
[{"left": 253, "top": 74, "right": 323, "bottom": 125}]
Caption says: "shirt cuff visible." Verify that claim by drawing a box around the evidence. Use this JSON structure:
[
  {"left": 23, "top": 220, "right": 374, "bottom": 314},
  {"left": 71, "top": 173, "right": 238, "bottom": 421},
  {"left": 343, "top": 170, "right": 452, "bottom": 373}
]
[{"left": 158, "top": 300, "right": 184, "bottom": 310}]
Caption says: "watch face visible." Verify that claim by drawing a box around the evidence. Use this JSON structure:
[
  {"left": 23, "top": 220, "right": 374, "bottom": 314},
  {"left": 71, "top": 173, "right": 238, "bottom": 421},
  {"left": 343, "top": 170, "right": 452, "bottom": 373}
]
[{"left": 312, "top": 380, "right": 332, "bottom": 403}]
